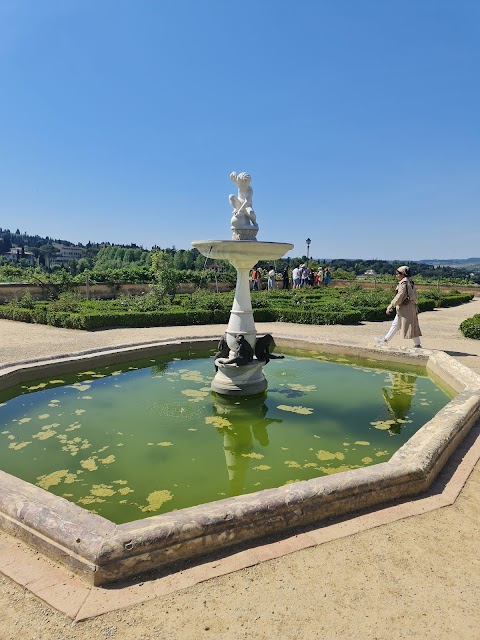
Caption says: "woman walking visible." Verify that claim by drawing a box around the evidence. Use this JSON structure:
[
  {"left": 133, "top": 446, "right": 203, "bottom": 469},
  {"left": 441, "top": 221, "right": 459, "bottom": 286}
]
[{"left": 375, "top": 266, "right": 422, "bottom": 348}]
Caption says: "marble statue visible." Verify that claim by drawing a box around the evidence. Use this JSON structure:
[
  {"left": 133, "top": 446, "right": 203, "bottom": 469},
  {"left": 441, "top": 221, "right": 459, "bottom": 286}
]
[{"left": 229, "top": 171, "right": 259, "bottom": 240}]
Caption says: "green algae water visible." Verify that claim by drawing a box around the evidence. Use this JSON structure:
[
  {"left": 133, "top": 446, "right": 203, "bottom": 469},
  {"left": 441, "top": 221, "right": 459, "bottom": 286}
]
[{"left": 0, "top": 349, "right": 452, "bottom": 524}]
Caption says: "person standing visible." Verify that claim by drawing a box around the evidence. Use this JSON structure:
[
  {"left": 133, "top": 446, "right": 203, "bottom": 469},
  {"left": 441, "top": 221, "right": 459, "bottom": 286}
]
[
  {"left": 300, "top": 264, "right": 308, "bottom": 288},
  {"left": 282, "top": 266, "right": 290, "bottom": 289},
  {"left": 251, "top": 266, "right": 260, "bottom": 291},
  {"left": 292, "top": 265, "right": 301, "bottom": 289},
  {"left": 324, "top": 268, "right": 331, "bottom": 286},
  {"left": 267, "top": 265, "right": 276, "bottom": 290},
  {"left": 316, "top": 266, "right": 324, "bottom": 287},
  {"left": 307, "top": 267, "right": 314, "bottom": 287},
  {"left": 375, "top": 266, "right": 422, "bottom": 348}
]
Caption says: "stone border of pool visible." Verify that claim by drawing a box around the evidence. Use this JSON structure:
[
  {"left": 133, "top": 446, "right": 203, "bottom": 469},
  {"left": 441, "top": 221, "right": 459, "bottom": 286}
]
[{"left": 0, "top": 337, "right": 479, "bottom": 586}]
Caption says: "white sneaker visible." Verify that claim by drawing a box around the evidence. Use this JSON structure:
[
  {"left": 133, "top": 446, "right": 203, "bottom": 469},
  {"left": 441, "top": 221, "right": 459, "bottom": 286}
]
[{"left": 374, "top": 337, "right": 388, "bottom": 345}]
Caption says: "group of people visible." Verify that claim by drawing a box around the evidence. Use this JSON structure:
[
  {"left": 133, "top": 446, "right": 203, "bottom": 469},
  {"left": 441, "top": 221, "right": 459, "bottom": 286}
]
[
  {"left": 291, "top": 265, "right": 331, "bottom": 289},
  {"left": 251, "top": 265, "right": 331, "bottom": 291},
  {"left": 251, "top": 263, "right": 423, "bottom": 349},
  {"left": 251, "top": 266, "right": 283, "bottom": 291}
]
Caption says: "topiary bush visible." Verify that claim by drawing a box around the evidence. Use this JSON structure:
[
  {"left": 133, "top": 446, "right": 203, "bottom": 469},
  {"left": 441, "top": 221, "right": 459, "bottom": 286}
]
[{"left": 460, "top": 314, "right": 480, "bottom": 339}]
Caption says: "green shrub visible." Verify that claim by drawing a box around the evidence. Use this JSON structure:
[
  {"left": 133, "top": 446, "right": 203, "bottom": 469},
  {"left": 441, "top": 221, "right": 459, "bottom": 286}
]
[
  {"left": 272, "top": 308, "right": 361, "bottom": 325},
  {"left": 417, "top": 299, "right": 436, "bottom": 312},
  {"left": 0, "top": 306, "right": 34, "bottom": 323},
  {"left": 460, "top": 314, "right": 480, "bottom": 340},
  {"left": 252, "top": 309, "right": 277, "bottom": 322},
  {"left": 79, "top": 309, "right": 231, "bottom": 330},
  {"left": 46, "top": 291, "right": 84, "bottom": 313},
  {"left": 437, "top": 294, "right": 474, "bottom": 308},
  {"left": 360, "top": 306, "right": 388, "bottom": 322}
]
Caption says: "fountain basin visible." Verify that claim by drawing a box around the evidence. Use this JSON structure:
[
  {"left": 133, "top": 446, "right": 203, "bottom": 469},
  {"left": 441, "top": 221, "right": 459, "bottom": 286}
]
[{"left": 0, "top": 337, "right": 479, "bottom": 585}]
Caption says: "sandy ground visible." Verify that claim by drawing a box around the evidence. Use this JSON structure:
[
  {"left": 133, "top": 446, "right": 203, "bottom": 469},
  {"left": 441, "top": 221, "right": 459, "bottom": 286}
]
[{"left": 0, "top": 300, "right": 479, "bottom": 640}]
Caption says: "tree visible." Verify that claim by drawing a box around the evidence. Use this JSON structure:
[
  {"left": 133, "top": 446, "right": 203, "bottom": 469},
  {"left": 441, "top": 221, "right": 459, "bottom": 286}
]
[
  {"left": 39, "top": 244, "right": 60, "bottom": 268},
  {"left": 151, "top": 249, "right": 177, "bottom": 302},
  {"left": 173, "top": 250, "right": 187, "bottom": 270},
  {"left": 0, "top": 234, "right": 12, "bottom": 253}
]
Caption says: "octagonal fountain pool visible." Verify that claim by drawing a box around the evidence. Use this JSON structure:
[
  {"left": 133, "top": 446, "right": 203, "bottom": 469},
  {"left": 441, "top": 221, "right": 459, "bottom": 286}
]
[
  {"left": 0, "top": 347, "right": 452, "bottom": 525},
  {"left": 0, "top": 337, "right": 479, "bottom": 585}
]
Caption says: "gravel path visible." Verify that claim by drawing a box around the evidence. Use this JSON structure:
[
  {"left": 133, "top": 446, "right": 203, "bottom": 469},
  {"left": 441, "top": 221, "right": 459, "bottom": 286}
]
[{"left": 0, "top": 300, "right": 479, "bottom": 639}]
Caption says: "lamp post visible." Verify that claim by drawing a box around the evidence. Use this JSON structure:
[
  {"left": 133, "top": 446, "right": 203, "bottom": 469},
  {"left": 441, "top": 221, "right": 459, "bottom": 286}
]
[{"left": 306, "top": 238, "right": 311, "bottom": 267}]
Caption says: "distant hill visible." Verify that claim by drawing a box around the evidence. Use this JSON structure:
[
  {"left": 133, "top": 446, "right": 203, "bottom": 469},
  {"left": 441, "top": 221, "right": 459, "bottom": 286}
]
[{"left": 418, "top": 258, "right": 480, "bottom": 270}]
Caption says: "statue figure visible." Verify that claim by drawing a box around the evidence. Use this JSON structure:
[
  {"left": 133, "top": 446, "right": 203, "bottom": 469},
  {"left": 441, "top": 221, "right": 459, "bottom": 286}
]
[
  {"left": 214, "top": 333, "right": 230, "bottom": 371},
  {"left": 216, "top": 334, "right": 254, "bottom": 366},
  {"left": 254, "top": 334, "right": 285, "bottom": 364},
  {"left": 229, "top": 171, "right": 259, "bottom": 240}
]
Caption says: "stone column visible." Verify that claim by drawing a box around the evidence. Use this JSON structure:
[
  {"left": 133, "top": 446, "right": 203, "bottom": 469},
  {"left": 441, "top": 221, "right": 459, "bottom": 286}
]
[{"left": 225, "top": 266, "right": 256, "bottom": 351}]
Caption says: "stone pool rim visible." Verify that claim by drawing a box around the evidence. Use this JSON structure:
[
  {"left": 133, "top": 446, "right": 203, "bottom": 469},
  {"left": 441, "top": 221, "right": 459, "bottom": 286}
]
[{"left": 0, "top": 336, "right": 479, "bottom": 586}]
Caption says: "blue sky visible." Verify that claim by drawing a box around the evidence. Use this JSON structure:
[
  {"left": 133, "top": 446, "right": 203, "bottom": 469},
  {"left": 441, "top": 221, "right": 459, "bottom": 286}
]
[{"left": 0, "top": 0, "right": 479, "bottom": 260}]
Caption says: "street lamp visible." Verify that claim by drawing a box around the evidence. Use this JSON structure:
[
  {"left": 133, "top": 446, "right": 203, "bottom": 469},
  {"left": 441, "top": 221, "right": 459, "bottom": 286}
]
[{"left": 306, "top": 238, "right": 311, "bottom": 266}]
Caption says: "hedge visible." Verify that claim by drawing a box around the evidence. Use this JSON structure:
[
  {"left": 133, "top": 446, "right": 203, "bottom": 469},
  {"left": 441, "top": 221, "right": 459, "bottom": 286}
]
[
  {"left": 0, "top": 307, "right": 232, "bottom": 330},
  {"left": 271, "top": 308, "right": 362, "bottom": 325},
  {"left": 418, "top": 299, "right": 437, "bottom": 312},
  {"left": 0, "top": 291, "right": 472, "bottom": 330},
  {"left": 460, "top": 314, "right": 480, "bottom": 340},
  {"left": 437, "top": 294, "right": 474, "bottom": 307}
]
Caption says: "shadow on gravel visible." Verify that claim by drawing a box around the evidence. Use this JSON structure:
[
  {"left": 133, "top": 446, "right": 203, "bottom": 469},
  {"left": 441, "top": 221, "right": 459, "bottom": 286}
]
[{"left": 445, "top": 350, "right": 478, "bottom": 358}]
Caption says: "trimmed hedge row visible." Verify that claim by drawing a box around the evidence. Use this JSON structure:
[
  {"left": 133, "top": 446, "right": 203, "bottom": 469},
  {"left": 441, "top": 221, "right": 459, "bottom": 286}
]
[
  {"left": 266, "top": 308, "right": 362, "bottom": 325},
  {"left": 0, "top": 305, "right": 361, "bottom": 329},
  {"left": 460, "top": 314, "right": 480, "bottom": 340},
  {"left": 0, "top": 307, "right": 233, "bottom": 330},
  {"left": 0, "top": 293, "right": 472, "bottom": 330},
  {"left": 436, "top": 293, "right": 474, "bottom": 307}
]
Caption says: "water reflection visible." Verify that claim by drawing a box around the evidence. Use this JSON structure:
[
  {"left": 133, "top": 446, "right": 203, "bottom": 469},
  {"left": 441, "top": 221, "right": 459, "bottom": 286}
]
[
  {"left": 381, "top": 373, "right": 416, "bottom": 434},
  {"left": 212, "top": 394, "right": 282, "bottom": 495}
]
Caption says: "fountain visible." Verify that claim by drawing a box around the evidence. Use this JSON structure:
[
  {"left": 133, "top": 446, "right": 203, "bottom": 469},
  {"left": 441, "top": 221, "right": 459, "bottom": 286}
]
[
  {"left": 192, "top": 171, "right": 293, "bottom": 395},
  {"left": 0, "top": 171, "right": 479, "bottom": 586}
]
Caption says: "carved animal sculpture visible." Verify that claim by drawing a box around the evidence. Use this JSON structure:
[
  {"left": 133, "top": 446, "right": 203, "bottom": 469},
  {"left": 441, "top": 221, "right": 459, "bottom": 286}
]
[
  {"left": 254, "top": 334, "right": 285, "bottom": 364},
  {"left": 217, "top": 334, "right": 254, "bottom": 366},
  {"left": 214, "top": 334, "right": 230, "bottom": 371}
]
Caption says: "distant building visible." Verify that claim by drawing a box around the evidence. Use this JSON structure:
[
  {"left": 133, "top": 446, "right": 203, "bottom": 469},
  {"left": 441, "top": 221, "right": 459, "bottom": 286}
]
[
  {"left": 3, "top": 247, "right": 36, "bottom": 266},
  {"left": 206, "top": 262, "right": 228, "bottom": 274},
  {"left": 50, "top": 244, "right": 85, "bottom": 266},
  {"left": 356, "top": 269, "right": 379, "bottom": 280}
]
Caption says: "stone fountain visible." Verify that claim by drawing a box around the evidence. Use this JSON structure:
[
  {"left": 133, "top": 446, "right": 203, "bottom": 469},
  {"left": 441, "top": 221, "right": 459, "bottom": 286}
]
[{"left": 192, "top": 171, "right": 294, "bottom": 395}]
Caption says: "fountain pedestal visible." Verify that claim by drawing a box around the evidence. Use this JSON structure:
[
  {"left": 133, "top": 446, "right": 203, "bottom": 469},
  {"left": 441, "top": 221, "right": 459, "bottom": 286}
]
[
  {"left": 211, "top": 360, "right": 267, "bottom": 395},
  {"left": 191, "top": 240, "right": 293, "bottom": 396}
]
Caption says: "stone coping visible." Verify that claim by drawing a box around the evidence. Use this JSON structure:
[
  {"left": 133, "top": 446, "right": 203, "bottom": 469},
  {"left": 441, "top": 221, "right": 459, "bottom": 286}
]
[{"left": 1, "top": 337, "right": 479, "bottom": 586}]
